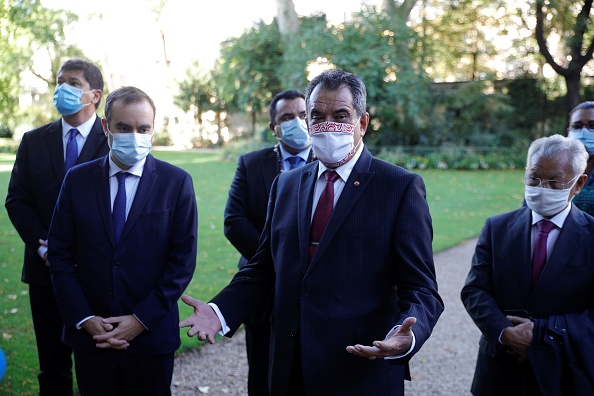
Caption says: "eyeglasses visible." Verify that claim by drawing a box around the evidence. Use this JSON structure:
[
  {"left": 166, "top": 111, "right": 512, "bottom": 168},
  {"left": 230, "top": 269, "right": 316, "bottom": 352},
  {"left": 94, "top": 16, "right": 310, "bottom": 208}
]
[
  {"left": 524, "top": 174, "right": 579, "bottom": 190},
  {"left": 569, "top": 122, "right": 594, "bottom": 131}
]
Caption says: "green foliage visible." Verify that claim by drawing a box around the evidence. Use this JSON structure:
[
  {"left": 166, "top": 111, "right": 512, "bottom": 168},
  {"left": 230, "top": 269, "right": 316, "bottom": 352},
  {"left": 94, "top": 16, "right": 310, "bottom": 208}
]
[
  {"left": 374, "top": 144, "right": 527, "bottom": 170},
  {"left": 0, "top": 0, "right": 80, "bottom": 130}
]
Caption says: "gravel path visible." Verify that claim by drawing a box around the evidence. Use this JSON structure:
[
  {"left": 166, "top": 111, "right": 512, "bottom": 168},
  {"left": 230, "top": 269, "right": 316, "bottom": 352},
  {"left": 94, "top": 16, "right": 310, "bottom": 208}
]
[{"left": 171, "top": 238, "right": 481, "bottom": 396}]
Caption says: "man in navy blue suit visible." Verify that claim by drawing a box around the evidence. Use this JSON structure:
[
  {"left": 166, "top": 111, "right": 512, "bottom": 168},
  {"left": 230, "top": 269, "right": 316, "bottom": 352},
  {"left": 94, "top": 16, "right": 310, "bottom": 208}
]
[
  {"left": 462, "top": 134, "right": 594, "bottom": 395},
  {"left": 48, "top": 86, "right": 197, "bottom": 396},
  {"left": 224, "top": 89, "right": 315, "bottom": 395},
  {"left": 180, "top": 70, "right": 443, "bottom": 395},
  {"left": 5, "top": 58, "right": 108, "bottom": 396}
]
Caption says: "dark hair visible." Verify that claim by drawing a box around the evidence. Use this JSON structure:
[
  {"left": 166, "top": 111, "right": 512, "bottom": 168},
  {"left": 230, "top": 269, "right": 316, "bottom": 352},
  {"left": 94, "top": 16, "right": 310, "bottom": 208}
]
[
  {"left": 59, "top": 58, "right": 104, "bottom": 108},
  {"left": 305, "top": 70, "right": 367, "bottom": 117},
  {"left": 570, "top": 101, "right": 594, "bottom": 118},
  {"left": 104, "top": 86, "right": 156, "bottom": 124},
  {"left": 269, "top": 90, "right": 305, "bottom": 124}
]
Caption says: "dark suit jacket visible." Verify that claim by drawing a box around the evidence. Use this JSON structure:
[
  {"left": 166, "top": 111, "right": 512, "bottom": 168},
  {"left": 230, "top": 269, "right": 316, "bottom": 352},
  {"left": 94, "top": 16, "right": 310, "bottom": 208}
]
[
  {"left": 212, "top": 147, "right": 443, "bottom": 395},
  {"left": 5, "top": 117, "right": 109, "bottom": 287},
  {"left": 224, "top": 147, "right": 282, "bottom": 268},
  {"left": 461, "top": 205, "right": 594, "bottom": 396},
  {"left": 47, "top": 154, "right": 197, "bottom": 356}
]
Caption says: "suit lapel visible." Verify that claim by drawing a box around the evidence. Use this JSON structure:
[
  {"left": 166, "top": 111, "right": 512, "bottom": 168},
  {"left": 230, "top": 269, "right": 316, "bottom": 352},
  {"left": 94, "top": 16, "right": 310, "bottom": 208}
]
[
  {"left": 94, "top": 156, "right": 114, "bottom": 247},
  {"left": 297, "top": 163, "right": 318, "bottom": 273},
  {"left": 531, "top": 206, "right": 589, "bottom": 297},
  {"left": 46, "top": 120, "right": 66, "bottom": 181},
  {"left": 259, "top": 152, "right": 280, "bottom": 200},
  {"left": 119, "top": 155, "right": 157, "bottom": 245},
  {"left": 308, "top": 148, "right": 374, "bottom": 269},
  {"left": 78, "top": 117, "right": 105, "bottom": 164},
  {"left": 505, "top": 208, "right": 533, "bottom": 304}
]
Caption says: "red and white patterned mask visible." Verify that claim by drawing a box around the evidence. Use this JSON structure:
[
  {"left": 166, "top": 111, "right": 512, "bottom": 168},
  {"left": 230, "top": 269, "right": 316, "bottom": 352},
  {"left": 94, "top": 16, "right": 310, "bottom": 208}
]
[{"left": 308, "top": 119, "right": 361, "bottom": 168}]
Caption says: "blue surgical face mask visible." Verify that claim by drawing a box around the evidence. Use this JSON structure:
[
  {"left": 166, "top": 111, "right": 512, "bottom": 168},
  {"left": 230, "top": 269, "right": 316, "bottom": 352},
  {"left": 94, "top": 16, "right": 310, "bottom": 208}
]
[
  {"left": 53, "top": 83, "right": 93, "bottom": 116},
  {"left": 568, "top": 128, "right": 594, "bottom": 155},
  {"left": 108, "top": 129, "right": 153, "bottom": 166},
  {"left": 276, "top": 117, "right": 311, "bottom": 149}
]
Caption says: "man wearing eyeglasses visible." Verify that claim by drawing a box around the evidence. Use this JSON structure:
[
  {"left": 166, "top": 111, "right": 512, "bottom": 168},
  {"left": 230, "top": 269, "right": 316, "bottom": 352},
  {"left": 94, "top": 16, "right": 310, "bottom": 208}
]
[
  {"left": 566, "top": 101, "right": 594, "bottom": 216},
  {"left": 461, "top": 134, "right": 594, "bottom": 395}
]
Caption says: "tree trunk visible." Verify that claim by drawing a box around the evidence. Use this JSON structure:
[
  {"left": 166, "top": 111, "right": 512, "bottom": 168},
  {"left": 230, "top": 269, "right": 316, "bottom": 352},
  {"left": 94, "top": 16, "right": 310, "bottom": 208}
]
[{"left": 565, "top": 72, "right": 582, "bottom": 118}]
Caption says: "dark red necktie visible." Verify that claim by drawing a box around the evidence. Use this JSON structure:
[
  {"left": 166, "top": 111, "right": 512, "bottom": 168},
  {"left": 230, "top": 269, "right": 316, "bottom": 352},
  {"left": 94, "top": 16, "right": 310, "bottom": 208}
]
[
  {"left": 531, "top": 220, "right": 556, "bottom": 287},
  {"left": 309, "top": 171, "right": 340, "bottom": 263}
]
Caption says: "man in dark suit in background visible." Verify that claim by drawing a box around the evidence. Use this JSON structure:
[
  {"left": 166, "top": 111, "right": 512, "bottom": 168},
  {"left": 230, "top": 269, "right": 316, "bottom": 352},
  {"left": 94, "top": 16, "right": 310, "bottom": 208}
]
[
  {"left": 462, "top": 134, "right": 594, "bottom": 395},
  {"left": 5, "top": 58, "right": 108, "bottom": 396},
  {"left": 180, "top": 70, "right": 443, "bottom": 396},
  {"left": 224, "top": 89, "right": 315, "bottom": 395},
  {"left": 48, "top": 86, "right": 197, "bottom": 396}
]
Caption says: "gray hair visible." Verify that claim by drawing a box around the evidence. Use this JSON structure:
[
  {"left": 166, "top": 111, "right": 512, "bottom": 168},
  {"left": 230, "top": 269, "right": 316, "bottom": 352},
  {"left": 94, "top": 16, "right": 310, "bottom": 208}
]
[
  {"left": 526, "top": 134, "right": 588, "bottom": 176},
  {"left": 305, "top": 70, "right": 367, "bottom": 117}
]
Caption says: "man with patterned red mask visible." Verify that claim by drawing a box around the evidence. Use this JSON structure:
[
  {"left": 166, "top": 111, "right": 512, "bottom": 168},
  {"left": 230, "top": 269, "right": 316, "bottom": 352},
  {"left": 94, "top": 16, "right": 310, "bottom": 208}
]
[{"left": 180, "top": 70, "right": 443, "bottom": 396}]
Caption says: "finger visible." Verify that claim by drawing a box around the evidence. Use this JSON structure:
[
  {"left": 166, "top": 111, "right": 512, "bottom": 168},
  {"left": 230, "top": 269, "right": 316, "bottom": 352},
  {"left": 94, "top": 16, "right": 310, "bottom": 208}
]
[
  {"left": 96, "top": 342, "right": 112, "bottom": 349},
  {"left": 181, "top": 295, "right": 199, "bottom": 308},
  {"left": 398, "top": 317, "right": 417, "bottom": 333},
  {"left": 179, "top": 317, "right": 198, "bottom": 331}
]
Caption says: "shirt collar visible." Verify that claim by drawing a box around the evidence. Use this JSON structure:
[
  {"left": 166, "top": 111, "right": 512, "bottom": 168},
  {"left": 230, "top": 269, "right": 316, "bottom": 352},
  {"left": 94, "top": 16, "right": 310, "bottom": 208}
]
[
  {"left": 531, "top": 202, "right": 572, "bottom": 229},
  {"left": 316, "top": 143, "right": 364, "bottom": 183},
  {"left": 108, "top": 155, "right": 146, "bottom": 179},
  {"left": 61, "top": 113, "right": 97, "bottom": 139},
  {"left": 279, "top": 144, "right": 311, "bottom": 162}
]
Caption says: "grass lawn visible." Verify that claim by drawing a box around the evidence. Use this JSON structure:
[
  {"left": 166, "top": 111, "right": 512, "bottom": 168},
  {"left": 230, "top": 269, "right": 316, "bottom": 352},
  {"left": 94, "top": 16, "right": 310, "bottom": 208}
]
[{"left": 0, "top": 149, "right": 524, "bottom": 395}]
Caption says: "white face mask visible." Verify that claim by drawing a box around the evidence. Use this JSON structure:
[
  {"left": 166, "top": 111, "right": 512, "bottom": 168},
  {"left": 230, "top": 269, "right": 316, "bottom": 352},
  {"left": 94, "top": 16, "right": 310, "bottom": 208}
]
[
  {"left": 524, "top": 175, "right": 579, "bottom": 217},
  {"left": 308, "top": 119, "right": 361, "bottom": 168},
  {"left": 108, "top": 130, "right": 153, "bottom": 166},
  {"left": 568, "top": 128, "right": 594, "bottom": 155}
]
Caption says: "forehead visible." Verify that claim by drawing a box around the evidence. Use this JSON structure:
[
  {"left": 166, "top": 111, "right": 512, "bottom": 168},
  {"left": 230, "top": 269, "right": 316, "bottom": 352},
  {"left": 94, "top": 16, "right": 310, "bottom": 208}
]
[
  {"left": 275, "top": 97, "right": 305, "bottom": 115},
  {"left": 109, "top": 100, "right": 154, "bottom": 124},
  {"left": 308, "top": 85, "right": 353, "bottom": 113},
  {"left": 528, "top": 152, "right": 572, "bottom": 177},
  {"left": 571, "top": 108, "right": 594, "bottom": 122},
  {"left": 57, "top": 69, "right": 87, "bottom": 85}
]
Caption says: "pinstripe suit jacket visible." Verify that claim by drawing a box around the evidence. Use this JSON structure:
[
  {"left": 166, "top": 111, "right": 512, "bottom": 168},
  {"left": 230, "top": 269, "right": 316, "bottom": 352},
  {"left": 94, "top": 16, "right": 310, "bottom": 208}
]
[{"left": 212, "top": 147, "right": 443, "bottom": 395}]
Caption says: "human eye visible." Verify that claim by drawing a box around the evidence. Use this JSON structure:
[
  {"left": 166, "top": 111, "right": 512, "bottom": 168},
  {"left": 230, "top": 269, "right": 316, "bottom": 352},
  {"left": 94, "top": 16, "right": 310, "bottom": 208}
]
[
  {"left": 586, "top": 122, "right": 594, "bottom": 130},
  {"left": 571, "top": 123, "right": 585, "bottom": 130},
  {"left": 299, "top": 112, "right": 306, "bottom": 119},
  {"left": 526, "top": 176, "right": 540, "bottom": 186},
  {"left": 281, "top": 115, "right": 295, "bottom": 122},
  {"left": 547, "top": 179, "right": 564, "bottom": 190}
]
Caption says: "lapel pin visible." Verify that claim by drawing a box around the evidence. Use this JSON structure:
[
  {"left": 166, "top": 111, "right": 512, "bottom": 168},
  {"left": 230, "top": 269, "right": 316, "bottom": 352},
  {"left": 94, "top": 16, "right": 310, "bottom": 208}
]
[{"left": 354, "top": 181, "right": 360, "bottom": 186}]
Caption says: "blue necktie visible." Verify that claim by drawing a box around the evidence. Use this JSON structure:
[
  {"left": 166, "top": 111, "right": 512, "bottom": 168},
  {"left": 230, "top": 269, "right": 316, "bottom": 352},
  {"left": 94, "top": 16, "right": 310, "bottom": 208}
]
[
  {"left": 287, "top": 156, "right": 303, "bottom": 170},
  {"left": 64, "top": 128, "right": 79, "bottom": 171},
  {"left": 112, "top": 172, "right": 128, "bottom": 245}
]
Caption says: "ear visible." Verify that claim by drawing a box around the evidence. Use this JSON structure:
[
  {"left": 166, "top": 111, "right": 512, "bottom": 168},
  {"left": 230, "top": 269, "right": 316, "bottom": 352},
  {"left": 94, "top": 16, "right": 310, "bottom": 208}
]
[
  {"left": 101, "top": 118, "right": 109, "bottom": 138},
  {"left": 359, "top": 112, "right": 370, "bottom": 136},
  {"left": 270, "top": 122, "right": 279, "bottom": 138},
  {"left": 573, "top": 173, "right": 589, "bottom": 196}
]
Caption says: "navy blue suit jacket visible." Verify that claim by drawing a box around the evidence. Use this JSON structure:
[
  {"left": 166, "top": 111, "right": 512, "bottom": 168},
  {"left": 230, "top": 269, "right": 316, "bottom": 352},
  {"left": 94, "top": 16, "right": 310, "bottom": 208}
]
[
  {"left": 48, "top": 154, "right": 197, "bottom": 356},
  {"left": 461, "top": 205, "right": 594, "bottom": 395},
  {"left": 6, "top": 117, "right": 109, "bottom": 286},
  {"left": 212, "top": 147, "right": 443, "bottom": 395}
]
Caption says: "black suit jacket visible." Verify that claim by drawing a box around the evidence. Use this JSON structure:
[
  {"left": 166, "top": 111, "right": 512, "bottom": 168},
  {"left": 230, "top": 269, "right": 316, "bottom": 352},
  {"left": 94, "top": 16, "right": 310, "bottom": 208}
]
[
  {"left": 461, "top": 205, "right": 594, "bottom": 395},
  {"left": 48, "top": 154, "right": 197, "bottom": 356},
  {"left": 224, "top": 147, "right": 281, "bottom": 268},
  {"left": 5, "top": 117, "right": 109, "bottom": 286},
  {"left": 212, "top": 147, "right": 443, "bottom": 395}
]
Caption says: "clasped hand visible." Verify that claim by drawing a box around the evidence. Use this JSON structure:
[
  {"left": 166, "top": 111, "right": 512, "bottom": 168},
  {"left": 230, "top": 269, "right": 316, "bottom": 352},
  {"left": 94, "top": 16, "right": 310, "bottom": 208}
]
[
  {"left": 178, "top": 295, "right": 222, "bottom": 344},
  {"left": 83, "top": 315, "right": 145, "bottom": 350},
  {"left": 346, "top": 317, "right": 416, "bottom": 360},
  {"left": 501, "top": 315, "right": 534, "bottom": 361}
]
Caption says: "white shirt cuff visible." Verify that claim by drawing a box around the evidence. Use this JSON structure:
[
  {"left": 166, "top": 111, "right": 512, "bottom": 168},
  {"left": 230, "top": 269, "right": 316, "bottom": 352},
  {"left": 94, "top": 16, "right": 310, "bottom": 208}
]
[
  {"left": 384, "top": 325, "right": 416, "bottom": 360},
  {"left": 208, "top": 302, "right": 230, "bottom": 335}
]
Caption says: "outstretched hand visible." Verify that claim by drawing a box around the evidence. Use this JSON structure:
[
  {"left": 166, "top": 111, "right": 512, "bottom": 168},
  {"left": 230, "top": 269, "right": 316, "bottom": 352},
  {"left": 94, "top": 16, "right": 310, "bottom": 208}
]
[
  {"left": 179, "top": 295, "right": 222, "bottom": 344},
  {"left": 346, "top": 317, "right": 416, "bottom": 360}
]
